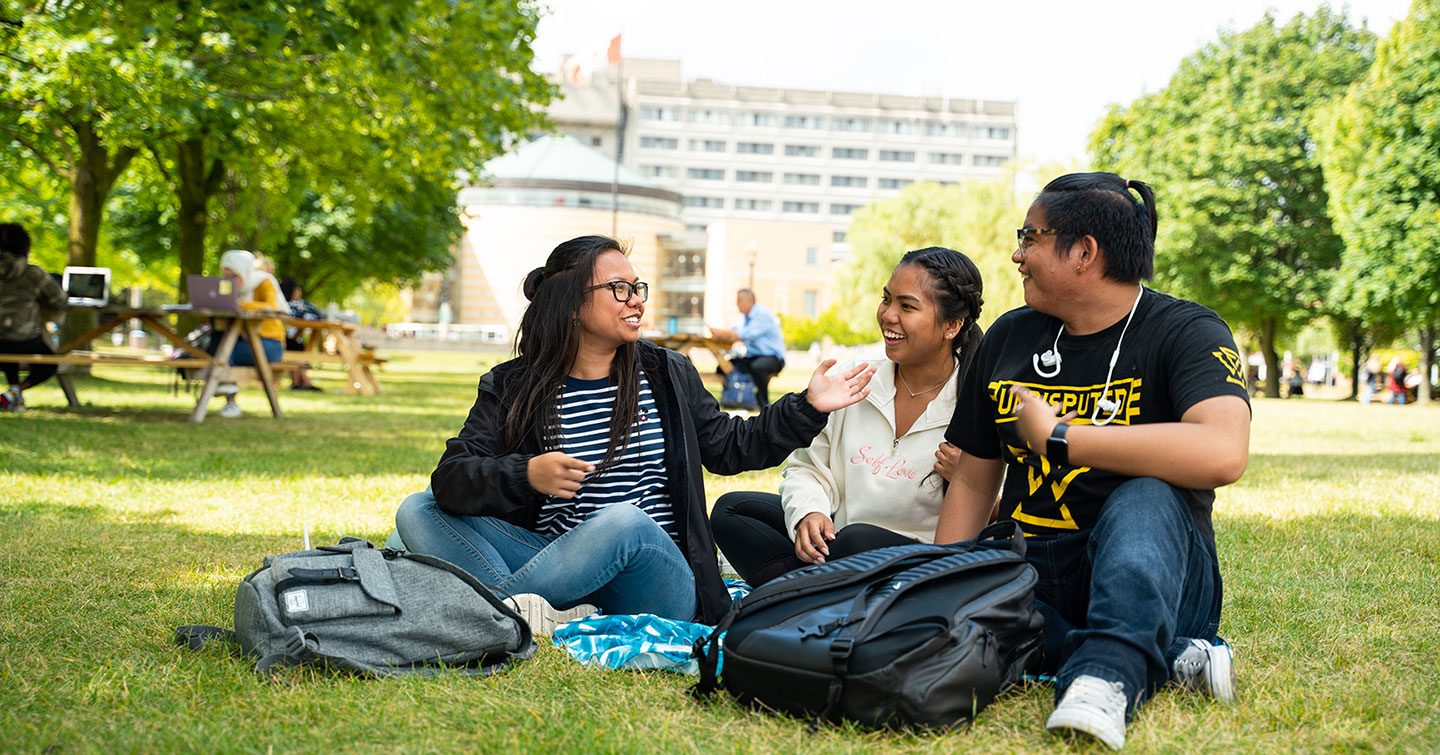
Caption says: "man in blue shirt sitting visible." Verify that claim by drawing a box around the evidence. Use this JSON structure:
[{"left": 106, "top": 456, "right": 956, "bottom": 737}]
[{"left": 710, "top": 288, "right": 785, "bottom": 407}]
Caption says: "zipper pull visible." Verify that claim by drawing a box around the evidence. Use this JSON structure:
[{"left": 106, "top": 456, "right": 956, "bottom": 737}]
[{"left": 892, "top": 437, "right": 899, "bottom": 453}]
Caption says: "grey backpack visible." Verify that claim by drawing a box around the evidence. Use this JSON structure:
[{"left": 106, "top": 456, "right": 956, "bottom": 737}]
[{"left": 176, "top": 537, "right": 534, "bottom": 677}]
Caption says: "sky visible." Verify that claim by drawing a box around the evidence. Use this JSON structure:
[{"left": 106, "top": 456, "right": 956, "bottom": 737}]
[{"left": 530, "top": 0, "right": 1413, "bottom": 165}]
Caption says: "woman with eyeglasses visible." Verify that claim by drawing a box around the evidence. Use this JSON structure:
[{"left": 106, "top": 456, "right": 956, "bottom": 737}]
[{"left": 394, "top": 235, "right": 876, "bottom": 632}]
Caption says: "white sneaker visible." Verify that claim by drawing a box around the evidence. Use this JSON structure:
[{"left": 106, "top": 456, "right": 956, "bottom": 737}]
[
  {"left": 1173, "top": 638, "right": 1236, "bottom": 703},
  {"left": 1, "top": 387, "right": 23, "bottom": 412},
  {"left": 504, "top": 593, "right": 598, "bottom": 636},
  {"left": 1046, "top": 675, "right": 1128, "bottom": 750},
  {"left": 219, "top": 402, "right": 242, "bottom": 418}
]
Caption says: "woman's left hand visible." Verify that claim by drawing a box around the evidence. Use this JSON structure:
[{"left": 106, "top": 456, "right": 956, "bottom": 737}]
[
  {"left": 805, "top": 359, "right": 877, "bottom": 413},
  {"left": 933, "top": 441, "right": 962, "bottom": 481}
]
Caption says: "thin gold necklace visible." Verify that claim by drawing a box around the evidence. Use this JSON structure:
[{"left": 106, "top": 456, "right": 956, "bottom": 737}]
[{"left": 896, "top": 359, "right": 957, "bottom": 398}]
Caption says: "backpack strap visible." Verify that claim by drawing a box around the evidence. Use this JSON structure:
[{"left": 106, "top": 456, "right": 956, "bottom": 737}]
[
  {"left": 255, "top": 625, "right": 318, "bottom": 677},
  {"left": 174, "top": 625, "right": 236, "bottom": 651}
]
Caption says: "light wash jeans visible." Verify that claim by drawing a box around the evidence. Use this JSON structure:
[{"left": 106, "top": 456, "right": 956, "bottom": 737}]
[
  {"left": 1027, "top": 477, "right": 1223, "bottom": 715},
  {"left": 394, "top": 488, "right": 697, "bottom": 621}
]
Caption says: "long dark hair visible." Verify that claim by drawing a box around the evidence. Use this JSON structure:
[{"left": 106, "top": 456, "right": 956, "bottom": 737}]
[
  {"left": 897, "top": 246, "right": 984, "bottom": 391},
  {"left": 503, "top": 235, "right": 640, "bottom": 475},
  {"left": 1034, "top": 171, "right": 1158, "bottom": 283}
]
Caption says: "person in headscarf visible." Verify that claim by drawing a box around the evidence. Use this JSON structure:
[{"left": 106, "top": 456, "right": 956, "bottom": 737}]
[{"left": 213, "top": 249, "right": 290, "bottom": 417}]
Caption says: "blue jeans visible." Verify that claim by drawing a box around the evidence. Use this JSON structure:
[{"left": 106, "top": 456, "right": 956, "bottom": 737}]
[
  {"left": 394, "top": 489, "right": 698, "bottom": 621},
  {"left": 1027, "top": 477, "right": 1223, "bottom": 715},
  {"left": 229, "top": 336, "right": 283, "bottom": 366}
]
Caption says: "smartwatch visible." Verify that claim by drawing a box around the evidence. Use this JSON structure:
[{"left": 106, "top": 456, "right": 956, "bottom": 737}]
[{"left": 1046, "top": 422, "right": 1071, "bottom": 466}]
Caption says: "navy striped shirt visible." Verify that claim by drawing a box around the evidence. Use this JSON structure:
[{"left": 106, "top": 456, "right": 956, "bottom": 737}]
[{"left": 536, "top": 374, "right": 675, "bottom": 541}]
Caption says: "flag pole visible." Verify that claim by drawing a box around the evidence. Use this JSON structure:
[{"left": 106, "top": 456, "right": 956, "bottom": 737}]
[{"left": 611, "top": 48, "right": 625, "bottom": 237}]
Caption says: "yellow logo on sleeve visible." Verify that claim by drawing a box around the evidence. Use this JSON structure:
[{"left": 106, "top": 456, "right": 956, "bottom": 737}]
[{"left": 1213, "top": 347, "right": 1246, "bottom": 387}]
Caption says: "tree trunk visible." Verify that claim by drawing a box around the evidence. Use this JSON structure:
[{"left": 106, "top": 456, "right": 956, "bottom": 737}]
[
  {"left": 1260, "top": 316, "right": 1281, "bottom": 398},
  {"left": 176, "top": 138, "right": 210, "bottom": 302},
  {"left": 1418, "top": 323, "right": 1436, "bottom": 404},
  {"left": 1346, "top": 320, "right": 1363, "bottom": 401},
  {"left": 59, "top": 121, "right": 137, "bottom": 354}
]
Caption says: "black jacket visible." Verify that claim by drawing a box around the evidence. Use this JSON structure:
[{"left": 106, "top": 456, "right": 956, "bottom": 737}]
[{"left": 431, "top": 340, "right": 830, "bottom": 623}]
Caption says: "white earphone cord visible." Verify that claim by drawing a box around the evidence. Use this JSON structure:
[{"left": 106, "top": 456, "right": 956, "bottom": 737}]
[{"left": 1029, "top": 286, "right": 1146, "bottom": 426}]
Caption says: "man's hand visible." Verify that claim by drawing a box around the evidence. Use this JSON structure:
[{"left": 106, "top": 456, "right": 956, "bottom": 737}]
[
  {"left": 794, "top": 511, "right": 836, "bottom": 564},
  {"left": 805, "top": 359, "right": 877, "bottom": 413},
  {"left": 1009, "top": 384, "right": 1078, "bottom": 454},
  {"left": 526, "top": 452, "right": 594, "bottom": 498}
]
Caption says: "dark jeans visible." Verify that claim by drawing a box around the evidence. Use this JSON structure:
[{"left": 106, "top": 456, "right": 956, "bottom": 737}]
[
  {"left": 1030, "top": 477, "right": 1223, "bottom": 715},
  {"left": 711, "top": 491, "right": 917, "bottom": 586},
  {"left": 735, "top": 355, "right": 784, "bottom": 407},
  {"left": 0, "top": 337, "right": 57, "bottom": 388}
]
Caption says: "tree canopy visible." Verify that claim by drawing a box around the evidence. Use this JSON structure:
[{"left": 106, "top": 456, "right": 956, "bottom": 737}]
[
  {"left": 1316, "top": 0, "right": 1440, "bottom": 402},
  {"left": 1090, "top": 9, "right": 1376, "bottom": 396},
  {"left": 836, "top": 180, "right": 1024, "bottom": 335}
]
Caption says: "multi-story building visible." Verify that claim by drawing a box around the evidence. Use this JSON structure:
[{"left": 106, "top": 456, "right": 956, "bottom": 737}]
[{"left": 550, "top": 58, "right": 1018, "bottom": 259}]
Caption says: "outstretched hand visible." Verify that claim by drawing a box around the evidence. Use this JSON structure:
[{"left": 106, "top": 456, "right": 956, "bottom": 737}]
[{"left": 805, "top": 359, "right": 877, "bottom": 413}]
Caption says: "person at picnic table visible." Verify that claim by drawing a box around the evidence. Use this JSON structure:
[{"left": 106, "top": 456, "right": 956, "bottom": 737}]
[
  {"left": 211, "top": 249, "right": 290, "bottom": 418},
  {"left": 0, "top": 223, "right": 68, "bottom": 412},
  {"left": 711, "top": 247, "right": 984, "bottom": 586},
  {"left": 708, "top": 288, "right": 785, "bottom": 407},
  {"left": 279, "top": 277, "right": 323, "bottom": 392},
  {"left": 392, "top": 235, "right": 876, "bottom": 634},
  {"left": 934, "top": 172, "right": 1251, "bottom": 749}
]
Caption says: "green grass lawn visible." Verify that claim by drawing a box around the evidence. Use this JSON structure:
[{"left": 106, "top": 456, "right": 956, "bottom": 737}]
[{"left": 3, "top": 351, "right": 1438, "bottom": 752}]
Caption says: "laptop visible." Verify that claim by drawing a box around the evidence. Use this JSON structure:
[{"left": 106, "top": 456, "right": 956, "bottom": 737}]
[
  {"left": 183, "top": 275, "right": 239, "bottom": 310},
  {"left": 62, "top": 266, "right": 111, "bottom": 307}
]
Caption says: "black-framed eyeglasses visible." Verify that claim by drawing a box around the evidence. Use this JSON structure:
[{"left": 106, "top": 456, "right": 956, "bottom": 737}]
[
  {"left": 1016, "top": 227, "right": 1061, "bottom": 242},
  {"left": 585, "top": 280, "right": 650, "bottom": 302}
]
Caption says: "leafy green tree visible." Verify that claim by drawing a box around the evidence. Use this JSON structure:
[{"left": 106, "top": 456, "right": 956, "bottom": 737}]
[
  {"left": 1090, "top": 9, "right": 1376, "bottom": 397},
  {"left": 836, "top": 180, "right": 1023, "bottom": 334},
  {"left": 1316, "top": 0, "right": 1440, "bottom": 403}
]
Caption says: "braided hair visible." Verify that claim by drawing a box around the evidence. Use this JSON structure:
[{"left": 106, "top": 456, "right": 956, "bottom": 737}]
[{"left": 897, "top": 246, "right": 984, "bottom": 389}]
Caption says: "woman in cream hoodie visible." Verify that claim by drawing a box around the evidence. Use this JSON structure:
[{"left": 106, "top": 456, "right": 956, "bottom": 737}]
[{"left": 712, "top": 247, "right": 984, "bottom": 586}]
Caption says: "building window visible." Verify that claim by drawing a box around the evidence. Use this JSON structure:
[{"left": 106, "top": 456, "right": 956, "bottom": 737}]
[
  {"left": 832, "top": 118, "right": 871, "bottom": 132},
  {"left": 735, "top": 198, "right": 773, "bottom": 211},
  {"left": 878, "top": 119, "right": 917, "bottom": 135},
  {"left": 879, "top": 150, "right": 915, "bottom": 162},
  {"left": 784, "top": 144, "right": 820, "bottom": 157},
  {"left": 746, "top": 112, "right": 777, "bottom": 127},
  {"left": 975, "top": 126, "right": 1011, "bottom": 140},
  {"left": 805, "top": 247, "right": 819, "bottom": 266},
  {"left": 832, "top": 230, "right": 848, "bottom": 243},
  {"left": 687, "top": 109, "right": 732, "bottom": 125},
  {"left": 783, "top": 115, "right": 824, "bottom": 129},
  {"left": 642, "top": 165, "right": 679, "bottom": 178},
  {"left": 831, "top": 175, "right": 868, "bottom": 188},
  {"left": 973, "top": 154, "right": 1009, "bottom": 167},
  {"left": 687, "top": 168, "right": 725, "bottom": 180},
  {"left": 590, "top": 136, "right": 603, "bottom": 147},
  {"left": 783, "top": 172, "right": 821, "bottom": 186},
  {"left": 684, "top": 196, "right": 724, "bottom": 208},
  {"left": 686, "top": 224, "right": 708, "bottom": 233},
  {"left": 829, "top": 203, "right": 863, "bottom": 215},
  {"left": 803, "top": 290, "right": 818, "bottom": 317},
  {"left": 929, "top": 152, "right": 965, "bottom": 165},
  {"left": 782, "top": 201, "right": 820, "bottom": 214},
  {"left": 736, "top": 142, "right": 774, "bottom": 154},
  {"left": 832, "top": 147, "right": 869, "bottom": 160},
  {"left": 926, "top": 122, "right": 958, "bottom": 137},
  {"left": 640, "top": 106, "right": 679, "bottom": 121},
  {"left": 689, "top": 139, "right": 726, "bottom": 152},
  {"left": 736, "top": 171, "right": 773, "bottom": 182},
  {"left": 878, "top": 177, "right": 912, "bottom": 189},
  {"left": 640, "top": 136, "right": 678, "bottom": 150}
]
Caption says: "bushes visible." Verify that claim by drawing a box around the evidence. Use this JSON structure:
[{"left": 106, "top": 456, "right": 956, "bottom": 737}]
[{"left": 782, "top": 307, "right": 876, "bottom": 350}]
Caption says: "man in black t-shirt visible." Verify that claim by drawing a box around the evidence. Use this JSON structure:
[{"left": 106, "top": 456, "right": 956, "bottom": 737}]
[{"left": 936, "top": 173, "right": 1252, "bottom": 750}]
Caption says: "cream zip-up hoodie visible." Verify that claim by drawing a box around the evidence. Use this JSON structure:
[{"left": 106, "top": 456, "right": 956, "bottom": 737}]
[{"left": 780, "top": 358, "right": 958, "bottom": 543}]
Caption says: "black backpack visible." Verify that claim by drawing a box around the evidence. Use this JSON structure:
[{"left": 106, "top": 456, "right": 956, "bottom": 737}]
[{"left": 692, "top": 522, "right": 1044, "bottom": 729}]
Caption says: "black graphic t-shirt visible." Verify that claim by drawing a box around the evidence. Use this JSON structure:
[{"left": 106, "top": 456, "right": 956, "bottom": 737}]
[{"left": 945, "top": 289, "right": 1250, "bottom": 543}]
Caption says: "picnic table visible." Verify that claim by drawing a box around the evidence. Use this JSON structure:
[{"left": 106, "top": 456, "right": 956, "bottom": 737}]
[
  {"left": 649, "top": 332, "right": 737, "bottom": 375},
  {"left": 0, "top": 307, "right": 385, "bottom": 421}
]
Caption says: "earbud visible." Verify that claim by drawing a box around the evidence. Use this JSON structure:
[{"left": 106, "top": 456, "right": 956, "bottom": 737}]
[
  {"left": 1097, "top": 397, "right": 1119, "bottom": 412},
  {"left": 1039, "top": 350, "right": 1059, "bottom": 367}
]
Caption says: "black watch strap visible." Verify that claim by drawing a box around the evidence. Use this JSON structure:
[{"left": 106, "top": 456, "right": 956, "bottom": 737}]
[{"left": 1047, "top": 422, "right": 1071, "bottom": 466}]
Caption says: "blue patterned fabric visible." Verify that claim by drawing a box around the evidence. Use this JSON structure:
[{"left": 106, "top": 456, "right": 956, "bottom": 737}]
[{"left": 552, "top": 580, "right": 752, "bottom": 674}]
